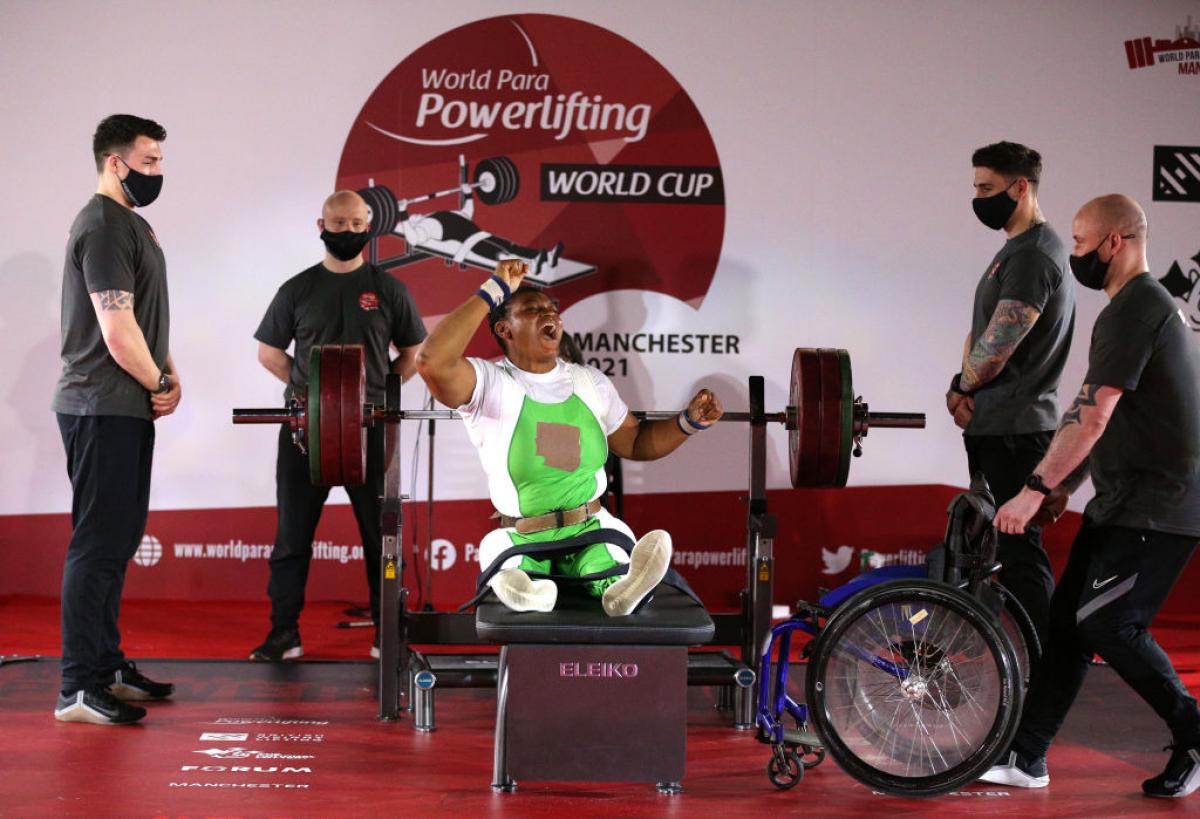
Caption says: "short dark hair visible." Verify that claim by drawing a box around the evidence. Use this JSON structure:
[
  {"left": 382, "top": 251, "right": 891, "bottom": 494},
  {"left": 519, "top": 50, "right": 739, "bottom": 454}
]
[
  {"left": 971, "top": 141, "right": 1041, "bottom": 187},
  {"left": 93, "top": 114, "right": 167, "bottom": 172},
  {"left": 487, "top": 286, "right": 546, "bottom": 354}
]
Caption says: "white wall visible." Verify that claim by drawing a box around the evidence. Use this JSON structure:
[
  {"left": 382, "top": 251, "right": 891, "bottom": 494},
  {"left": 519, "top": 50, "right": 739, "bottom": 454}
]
[{"left": 1, "top": 0, "right": 1196, "bottom": 516}]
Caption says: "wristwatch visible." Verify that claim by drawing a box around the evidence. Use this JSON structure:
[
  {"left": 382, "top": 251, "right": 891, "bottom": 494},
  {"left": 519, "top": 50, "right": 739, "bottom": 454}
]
[
  {"left": 153, "top": 370, "right": 171, "bottom": 395},
  {"left": 1025, "top": 474, "right": 1053, "bottom": 495}
]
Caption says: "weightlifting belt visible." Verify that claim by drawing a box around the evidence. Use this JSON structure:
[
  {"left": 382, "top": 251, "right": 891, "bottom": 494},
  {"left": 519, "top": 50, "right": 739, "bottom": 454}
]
[{"left": 494, "top": 499, "right": 603, "bottom": 534}]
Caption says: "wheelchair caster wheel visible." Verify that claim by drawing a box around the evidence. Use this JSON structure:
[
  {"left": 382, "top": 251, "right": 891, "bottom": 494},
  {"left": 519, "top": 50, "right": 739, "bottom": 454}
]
[
  {"left": 799, "top": 745, "right": 825, "bottom": 769},
  {"left": 767, "top": 748, "right": 804, "bottom": 790}
]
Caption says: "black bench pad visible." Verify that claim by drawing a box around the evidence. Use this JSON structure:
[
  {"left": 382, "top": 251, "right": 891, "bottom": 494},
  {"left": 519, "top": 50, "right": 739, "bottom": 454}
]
[{"left": 475, "top": 585, "right": 714, "bottom": 645}]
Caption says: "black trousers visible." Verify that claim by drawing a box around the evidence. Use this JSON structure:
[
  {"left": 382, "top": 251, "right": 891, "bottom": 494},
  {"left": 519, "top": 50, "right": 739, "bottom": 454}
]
[
  {"left": 1015, "top": 524, "right": 1200, "bottom": 757},
  {"left": 964, "top": 431, "right": 1055, "bottom": 647},
  {"left": 56, "top": 414, "right": 155, "bottom": 693},
  {"left": 266, "top": 424, "right": 385, "bottom": 630}
]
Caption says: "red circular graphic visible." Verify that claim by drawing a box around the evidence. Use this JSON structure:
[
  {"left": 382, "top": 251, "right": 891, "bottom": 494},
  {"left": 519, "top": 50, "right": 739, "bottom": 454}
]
[
  {"left": 336, "top": 13, "right": 724, "bottom": 356},
  {"left": 359, "top": 291, "right": 379, "bottom": 311}
]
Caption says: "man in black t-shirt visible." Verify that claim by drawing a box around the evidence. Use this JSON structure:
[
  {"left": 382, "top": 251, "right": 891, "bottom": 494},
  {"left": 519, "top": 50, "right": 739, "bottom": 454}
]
[
  {"left": 946, "top": 142, "right": 1076, "bottom": 647},
  {"left": 984, "top": 195, "right": 1200, "bottom": 798},
  {"left": 251, "top": 190, "right": 426, "bottom": 661},
  {"left": 50, "top": 114, "right": 180, "bottom": 726}
]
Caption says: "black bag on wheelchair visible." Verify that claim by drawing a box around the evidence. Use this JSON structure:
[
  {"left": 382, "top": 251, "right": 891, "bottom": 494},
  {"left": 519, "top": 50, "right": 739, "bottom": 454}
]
[
  {"left": 925, "top": 474, "right": 999, "bottom": 596},
  {"left": 815, "top": 476, "right": 999, "bottom": 611}
]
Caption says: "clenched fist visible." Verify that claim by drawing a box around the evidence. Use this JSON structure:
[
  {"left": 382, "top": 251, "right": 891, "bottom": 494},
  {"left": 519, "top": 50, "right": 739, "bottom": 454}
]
[
  {"left": 686, "top": 389, "right": 724, "bottom": 426},
  {"left": 494, "top": 259, "right": 528, "bottom": 291}
]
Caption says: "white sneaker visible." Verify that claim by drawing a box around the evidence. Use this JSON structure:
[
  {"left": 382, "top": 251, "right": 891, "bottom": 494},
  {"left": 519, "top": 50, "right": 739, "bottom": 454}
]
[
  {"left": 489, "top": 568, "right": 557, "bottom": 612},
  {"left": 602, "top": 530, "right": 672, "bottom": 617},
  {"left": 978, "top": 750, "right": 1049, "bottom": 788}
]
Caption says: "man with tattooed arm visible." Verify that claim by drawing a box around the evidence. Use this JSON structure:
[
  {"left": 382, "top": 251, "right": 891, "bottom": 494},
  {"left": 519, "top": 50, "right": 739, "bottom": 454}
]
[
  {"left": 982, "top": 195, "right": 1200, "bottom": 798},
  {"left": 947, "top": 141, "right": 1075, "bottom": 646},
  {"left": 50, "top": 115, "right": 178, "bottom": 725}
]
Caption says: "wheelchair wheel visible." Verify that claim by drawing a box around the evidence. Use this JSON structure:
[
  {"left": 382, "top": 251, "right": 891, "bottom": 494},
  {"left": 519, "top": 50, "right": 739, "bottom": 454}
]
[
  {"left": 805, "top": 579, "right": 1021, "bottom": 797},
  {"left": 767, "top": 747, "right": 804, "bottom": 789},
  {"left": 994, "top": 581, "right": 1042, "bottom": 690},
  {"left": 798, "top": 745, "right": 825, "bottom": 769}
]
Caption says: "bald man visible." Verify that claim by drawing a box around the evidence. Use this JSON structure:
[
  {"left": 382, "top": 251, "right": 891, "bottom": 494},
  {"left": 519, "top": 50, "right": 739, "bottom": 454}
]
[
  {"left": 982, "top": 195, "right": 1200, "bottom": 798},
  {"left": 250, "top": 191, "right": 426, "bottom": 661}
]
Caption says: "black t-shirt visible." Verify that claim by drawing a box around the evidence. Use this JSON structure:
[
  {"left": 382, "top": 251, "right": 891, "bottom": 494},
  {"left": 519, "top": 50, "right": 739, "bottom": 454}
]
[
  {"left": 1084, "top": 274, "right": 1200, "bottom": 537},
  {"left": 967, "top": 223, "right": 1075, "bottom": 435},
  {"left": 52, "top": 194, "right": 170, "bottom": 419},
  {"left": 255, "top": 262, "right": 426, "bottom": 403}
]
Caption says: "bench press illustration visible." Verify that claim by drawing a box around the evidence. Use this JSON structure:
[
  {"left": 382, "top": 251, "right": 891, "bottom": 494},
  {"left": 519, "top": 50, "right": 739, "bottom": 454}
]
[{"left": 357, "top": 154, "right": 597, "bottom": 288}]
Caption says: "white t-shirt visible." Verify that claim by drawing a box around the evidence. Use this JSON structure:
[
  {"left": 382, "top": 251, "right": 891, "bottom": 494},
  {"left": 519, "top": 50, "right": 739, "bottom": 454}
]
[{"left": 457, "top": 358, "right": 629, "bottom": 517}]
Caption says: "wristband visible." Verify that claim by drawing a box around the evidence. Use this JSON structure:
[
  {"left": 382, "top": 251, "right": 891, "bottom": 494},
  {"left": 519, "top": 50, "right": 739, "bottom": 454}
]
[
  {"left": 677, "top": 410, "right": 710, "bottom": 436},
  {"left": 475, "top": 275, "right": 511, "bottom": 310},
  {"left": 950, "top": 372, "right": 975, "bottom": 396}
]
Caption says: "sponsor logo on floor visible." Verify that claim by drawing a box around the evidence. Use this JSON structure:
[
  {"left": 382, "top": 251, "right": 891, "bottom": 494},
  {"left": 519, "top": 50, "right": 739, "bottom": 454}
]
[
  {"left": 180, "top": 717, "right": 333, "bottom": 792},
  {"left": 873, "top": 790, "right": 1011, "bottom": 797},
  {"left": 180, "top": 765, "right": 313, "bottom": 774},
  {"left": 168, "top": 778, "right": 309, "bottom": 782},
  {"left": 194, "top": 747, "right": 316, "bottom": 760},
  {"left": 211, "top": 717, "right": 331, "bottom": 725}
]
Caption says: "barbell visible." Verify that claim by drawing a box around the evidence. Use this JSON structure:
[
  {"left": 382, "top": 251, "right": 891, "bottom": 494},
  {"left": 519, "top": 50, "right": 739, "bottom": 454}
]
[
  {"left": 358, "top": 156, "right": 520, "bottom": 238},
  {"left": 233, "top": 345, "right": 924, "bottom": 489}
]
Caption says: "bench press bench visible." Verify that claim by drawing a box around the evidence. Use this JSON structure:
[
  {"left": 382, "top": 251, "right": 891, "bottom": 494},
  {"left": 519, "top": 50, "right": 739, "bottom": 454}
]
[{"left": 476, "top": 585, "right": 714, "bottom": 793}]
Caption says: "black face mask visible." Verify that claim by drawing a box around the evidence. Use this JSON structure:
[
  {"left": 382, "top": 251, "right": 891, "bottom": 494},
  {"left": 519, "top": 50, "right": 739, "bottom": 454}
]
[
  {"left": 972, "top": 179, "right": 1019, "bottom": 231},
  {"left": 116, "top": 157, "right": 163, "bottom": 207},
  {"left": 1069, "top": 236, "right": 1113, "bottom": 290},
  {"left": 321, "top": 229, "right": 371, "bottom": 261}
]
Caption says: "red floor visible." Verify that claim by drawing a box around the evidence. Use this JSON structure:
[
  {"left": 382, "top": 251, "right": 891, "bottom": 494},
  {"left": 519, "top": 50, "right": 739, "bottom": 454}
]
[
  {"left": 5, "top": 597, "right": 1200, "bottom": 816},
  {"left": 6, "top": 595, "right": 1200, "bottom": 688},
  {"left": 1, "top": 656, "right": 1196, "bottom": 818}
]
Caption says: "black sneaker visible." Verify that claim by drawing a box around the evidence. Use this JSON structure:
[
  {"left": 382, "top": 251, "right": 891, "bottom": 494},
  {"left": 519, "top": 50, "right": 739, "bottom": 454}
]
[
  {"left": 104, "top": 661, "right": 174, "bottom": 701},
  {"left": 54, "top": 688, "right": 146, "bottom": 725},
  {"left": 978, "top": 748, "right": 1049, "bottom": 788},
  {"left": 249, "top": 627, "right": 303, "bottom": 661},
  {"left": 1144, "top": 744, "right": 1200, "bottom": 798}
]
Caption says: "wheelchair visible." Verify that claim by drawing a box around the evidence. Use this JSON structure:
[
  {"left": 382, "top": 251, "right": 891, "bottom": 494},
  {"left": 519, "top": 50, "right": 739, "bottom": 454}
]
[{"left": 755, "top": 481, "right": 1040, "bottom": 797}]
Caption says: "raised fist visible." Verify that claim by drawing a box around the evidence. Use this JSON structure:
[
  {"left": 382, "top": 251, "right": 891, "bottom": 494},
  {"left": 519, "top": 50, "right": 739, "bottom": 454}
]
[{"left": 494, "top": 259, "right": 529, "bottom": 291}]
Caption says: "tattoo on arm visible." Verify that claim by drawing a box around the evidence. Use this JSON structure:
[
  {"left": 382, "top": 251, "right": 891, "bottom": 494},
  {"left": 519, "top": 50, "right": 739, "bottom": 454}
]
[
  {"left": 961, "top": 299, "right": 1040, "bottom": 390},
  {"left": 1060, "top": 384, "right": 1101, "bottom": 428},
  {"left": 96, "top": 290, "right": 133, "bottom": 311}
]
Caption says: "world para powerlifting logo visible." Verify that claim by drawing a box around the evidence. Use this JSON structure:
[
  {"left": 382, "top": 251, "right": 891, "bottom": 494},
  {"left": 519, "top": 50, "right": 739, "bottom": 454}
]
[
  {"left": 1124, "top": 16, "right": 1200, "bottom": 75},
  {"left": 335, "top": 14, "right": 725, "bottom": 358}
]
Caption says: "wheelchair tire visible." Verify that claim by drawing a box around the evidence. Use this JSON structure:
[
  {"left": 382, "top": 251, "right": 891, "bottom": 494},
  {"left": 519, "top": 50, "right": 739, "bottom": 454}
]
[
  {"left": 767, "top": 748, "right": 804, "bottom": 789},
  {"left": 805, "top": 579, "right": 1022, "bottom": 797},
  {"left": 993, "top": 581, "right": 1042, "bottom": 691},
  {"left": 798, "top": 745, "right": 825, "bottom": 769}
]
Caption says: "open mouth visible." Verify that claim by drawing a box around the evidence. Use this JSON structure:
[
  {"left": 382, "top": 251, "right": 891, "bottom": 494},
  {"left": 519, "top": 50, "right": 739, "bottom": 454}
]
[{"left": 538, "top": 319, "right": 561, "bottom": 342}]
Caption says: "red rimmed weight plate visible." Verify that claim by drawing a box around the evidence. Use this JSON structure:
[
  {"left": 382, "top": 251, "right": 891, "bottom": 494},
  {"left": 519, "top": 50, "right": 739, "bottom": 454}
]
[
  {"left": 834, "top": 349, "right": 854, "bottom": 487},
  {"left": 339, "top": 345, "right": 367, "bottom": 486},
  {"left": 816, "top": 349, "right": 844, "bottom": 488},
  {"left": 307, "top": 346, "right": 324, "bottom": 485},
  {"left": 317, "top": 345, "right": 344, "bottom": 486},
  {"left": 789, "top": 348, "right": 823, "bottom": 487}
]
